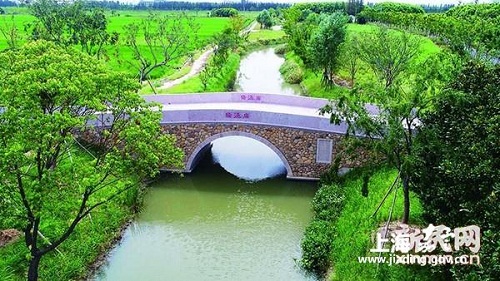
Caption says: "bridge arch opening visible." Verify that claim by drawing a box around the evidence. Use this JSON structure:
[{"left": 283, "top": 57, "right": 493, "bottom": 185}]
[{"left": 186, "top": 131, "right": 293, "bottom": 180}]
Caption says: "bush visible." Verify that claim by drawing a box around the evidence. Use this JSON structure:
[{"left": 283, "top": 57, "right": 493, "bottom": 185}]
[
  {"left": 312, "top": 184, "right": 345, "bottom": 221},
  {"left": 356, "top": 13, "right": 367, "bottom": 24},
  {"left": 279, "top": 60, "right": 304, "bottom": 84},
  {"left": 210, "top": 8, "right": 238, "bottom": 17},
  {"left": 300, "top": 219, "right": 335, "bottom": 274},
  {"left": 274, "top": 44, "right": 288, "bottom": 55},
  {"left": 301, "top": 182, "right": 345, "bottom": 275}
]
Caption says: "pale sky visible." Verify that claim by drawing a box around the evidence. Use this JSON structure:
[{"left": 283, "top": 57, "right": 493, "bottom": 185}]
[{"left": 121, "top": 0, "right": 495, "bottom": 4}]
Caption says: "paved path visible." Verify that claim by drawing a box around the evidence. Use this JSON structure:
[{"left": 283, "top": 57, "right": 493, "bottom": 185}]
[
  {"left": 157, "top": 21, "right": 258, "bottom": 90},
  {"left": 158, "top": 48, "right": 214, "bottom": 90}
]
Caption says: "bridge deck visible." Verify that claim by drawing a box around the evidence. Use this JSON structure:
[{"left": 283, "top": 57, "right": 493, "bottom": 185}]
[{"left": 144, "top": 92, "right": 349, "bottom": 134}]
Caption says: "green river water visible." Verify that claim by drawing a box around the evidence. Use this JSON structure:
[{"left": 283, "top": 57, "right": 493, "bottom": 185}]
[{"left": 95, "top": 48, "right": 318, "bottom": 281}]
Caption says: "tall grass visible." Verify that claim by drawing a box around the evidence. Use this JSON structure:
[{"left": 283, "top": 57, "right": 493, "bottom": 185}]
[
  {"left": 328, "top": 168, "right": 433, "bottom": 281},
  {"left": 0, "top": 148, "right": 138, "bottom": 281}
]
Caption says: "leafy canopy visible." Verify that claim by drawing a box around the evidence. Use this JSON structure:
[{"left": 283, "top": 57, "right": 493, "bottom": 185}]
[{"left": 0, "top": 40, "right": 183, "bottom": 280}]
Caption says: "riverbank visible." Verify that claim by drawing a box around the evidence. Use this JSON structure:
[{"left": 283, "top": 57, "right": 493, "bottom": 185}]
[
  {"left": 280, "top": 23, "right": 440, "bottom": 100},
  {"left": 0, "top": 148, "right": 144, "bottom": 281},
  {"left": 148, "top": 25, "right": 288, "bottom": 94},
  {"left": 301, "top": 167, "right": 433, "bottom": 281}
]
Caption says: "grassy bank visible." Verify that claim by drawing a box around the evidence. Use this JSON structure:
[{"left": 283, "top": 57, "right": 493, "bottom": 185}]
[
  {"left": 152, "top": 25, "right": 289, "bottom": 94},
  {"left": 283, "top": 23, "right": 441, "bottom": 99},
  {"left": 301, "top": 167, "right": 433, "bottom": 280},
  {"left": 0, "top": 148, "right": 140, "bottom": 281},
  {"left": 155, "top": 52, "right": 240, "bottom": 94}
]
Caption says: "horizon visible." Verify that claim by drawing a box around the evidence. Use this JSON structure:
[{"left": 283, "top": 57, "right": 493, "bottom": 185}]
[{"left": 121, "top": 0, "right": 495, "bottom": 5}]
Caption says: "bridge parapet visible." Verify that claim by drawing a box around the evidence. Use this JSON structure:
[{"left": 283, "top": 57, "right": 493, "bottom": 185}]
[{"left": 143, "top": 92, "right": 330, "bottom": 109}]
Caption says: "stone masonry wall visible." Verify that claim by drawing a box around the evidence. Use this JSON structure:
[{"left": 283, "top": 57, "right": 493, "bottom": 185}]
[{"left": 161, "top": 123, "right": 361, "bottom": 179}]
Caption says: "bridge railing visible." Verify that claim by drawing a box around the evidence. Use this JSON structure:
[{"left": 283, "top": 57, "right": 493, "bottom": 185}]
[{"left": 143, "top": 92, "right": 330, "bottom": 109}]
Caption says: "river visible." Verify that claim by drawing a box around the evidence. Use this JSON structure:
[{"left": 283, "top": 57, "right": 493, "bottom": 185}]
[
  {"left": 234, "top": 47, "right": 303, "bottom": 95},
  {"left": 94, "top": 47, "right": 317, "bottom": 281}
]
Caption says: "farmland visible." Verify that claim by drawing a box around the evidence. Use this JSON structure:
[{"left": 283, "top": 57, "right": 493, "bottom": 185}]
[{"left": 0, "top": 7, "right": 248, "bottom": 79}]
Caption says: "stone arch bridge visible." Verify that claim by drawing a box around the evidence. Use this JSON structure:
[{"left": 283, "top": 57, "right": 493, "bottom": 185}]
[{"left": 139, "top": 92, "right": 372, "bottom": 180}]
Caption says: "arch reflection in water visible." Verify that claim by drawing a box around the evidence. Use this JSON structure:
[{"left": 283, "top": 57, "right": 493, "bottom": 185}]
[{"left": 211, "top": 136, "right": 287, "bottom": 181}]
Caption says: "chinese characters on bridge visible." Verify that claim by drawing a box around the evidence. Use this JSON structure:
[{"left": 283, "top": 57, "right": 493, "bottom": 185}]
[
  {"left": 225, "top": 112, "right": 250, "bottom": 119},
  {"left": 240, "top": 94, "right": 262, "bottom": 101}
]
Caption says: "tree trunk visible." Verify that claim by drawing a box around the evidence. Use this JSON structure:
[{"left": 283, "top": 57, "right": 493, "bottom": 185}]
[
  {"left": 28, "top": 253, "right": 42, "bottom": 281},
  {"left": 402, "top": 176, "right": 410, "bottom": 224}
]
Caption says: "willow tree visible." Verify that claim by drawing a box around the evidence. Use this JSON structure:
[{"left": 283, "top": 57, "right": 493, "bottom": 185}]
[{"left": 0, "top": 41, "right": 183, "bottom": 281}]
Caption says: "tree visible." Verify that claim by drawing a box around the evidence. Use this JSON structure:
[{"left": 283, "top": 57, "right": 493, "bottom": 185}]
[
  {"left": 320, "top": 51, "right": 459, "bottom": 224},
  {"left": 357, "top": 27, "right": 422, "bottom": 90},
  {"left": 256, "top": 9, "right": 274, "bottom": 29},
  {"left": 29, "top": 0, "right": 110, "bottom": 58},
  {"left": 201, "top": 16, "right": 244, "bottom": 91},
  {"left": 340, "top": 36, "right": 360, "bottom": 86},
  {"left": 283, "top": 7, "right": 319, "bottom": 65},
  {"left": 0, "top": 7, "right": 5, "bottom": 14},
  {"left": 414, "top": 61, "right": 499, "bottom": 280},
  {"left": 123, "top": 12, "right": 199, "bottom": 86},
  {"left": 308, "top": 13, "right": 348, "bottom": 86},
  {"left": 0, "top": 41, "right": 184, "bottom": 281}
]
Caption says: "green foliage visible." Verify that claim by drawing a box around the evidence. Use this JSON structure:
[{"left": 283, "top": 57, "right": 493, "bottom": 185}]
[
  {"left": 301, "top": 180, "right": 345, "bottom": 274},
  {"left": 414, "top": 61, "right": 500, "bottom": 280},
  {"left": 210, "top": 8, "right": 238, "bottom": 18},
  {"left": 371, "top": 2, "right": 425, "bottom": 14},
  {"left": 0, "top": 40, "right": 183, "bottom": 280},
  {"left": 0, "top": 8, "right": 233, "bottom": 80},
  {"left": 300, "top": 219, "right": 335, "bottom": 275},
  {"left": 292, "top": 2, "right": 347, "bottom": 15},
  {"left": 256, "top": 9, "right": 274, "bottom": 29},
  {"left": 312, "top": 184, "right": 345, "bottom": 222},
  {"left": 279, "top": 59, "right": 303, "bottom": 84},
  {"left": 308, "top": 13, "right": 348, "bottom": 85},
  {"left": 356, "top": 27, "right": 422, "bottom": 89},
  {"left": 346, "top": 0, "right": 364, "bottom": 16},
  {"left": 273, "top": 44, "right": 287, "bottom": 55},
  {"left": 361, "top": 4, "right": 500, "bottom": 58},
  {"left": 282, "top": 7, "right": 319, "bottom": 65},
  {"left": 446, "top": 3, "right": 500, "bottom": 19},
  {"left": 329, "top": 168, "right": 430, "bottom": 281},
  {"left": 123, "top": 12, "right": 200, "bottom": 83},
  {"left": 29, "top": 0, "right": 109, "bottom": 57},
  {"left": 161, "top": 53, "right": 240, "bottom": 94}
]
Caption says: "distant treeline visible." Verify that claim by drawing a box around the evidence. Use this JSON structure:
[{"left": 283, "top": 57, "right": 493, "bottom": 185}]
[
  {"left": 0, "top": 0, "right": 454, "bottom": 13},
  {"left": 0, "top": 0, "right": 289, "bottom": 11},
  {"left": 133, "top": 1, "right": 290, "bottom": 11},
  {"left": 364, "top": 2, "right": 454, "bottom": 13}
]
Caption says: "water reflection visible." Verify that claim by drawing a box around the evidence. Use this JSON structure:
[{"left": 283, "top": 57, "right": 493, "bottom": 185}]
[
  {"left": 211, "top": 136, "right": 286, "bottom": 181},
  {"left": 234, "top": 47, "right": 303, "bottom": 95}
]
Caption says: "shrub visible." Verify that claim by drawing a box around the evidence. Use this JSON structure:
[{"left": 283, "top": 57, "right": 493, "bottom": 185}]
[
  {"left": 312, "top": 184, "right": 345, "bottom": 221},
  {"left": 300, "top": 219, "right": 335, "bottom": 274},
  {"left": 211, "top": 8, "right": 238, "bottom": 18},
  {"left": 301, "top": 182, "right": 346, "bottom": 275},
  {"left": 279, "top": 60, "right": 304, "bottom": 84},
  {"left": 274, "top": 44, "right": 288, "bottom": 55}
]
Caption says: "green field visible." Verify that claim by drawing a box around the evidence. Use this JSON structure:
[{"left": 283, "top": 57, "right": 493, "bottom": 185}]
[{"left": 0, "top": 8, "right": 251, "bottom": 80}]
